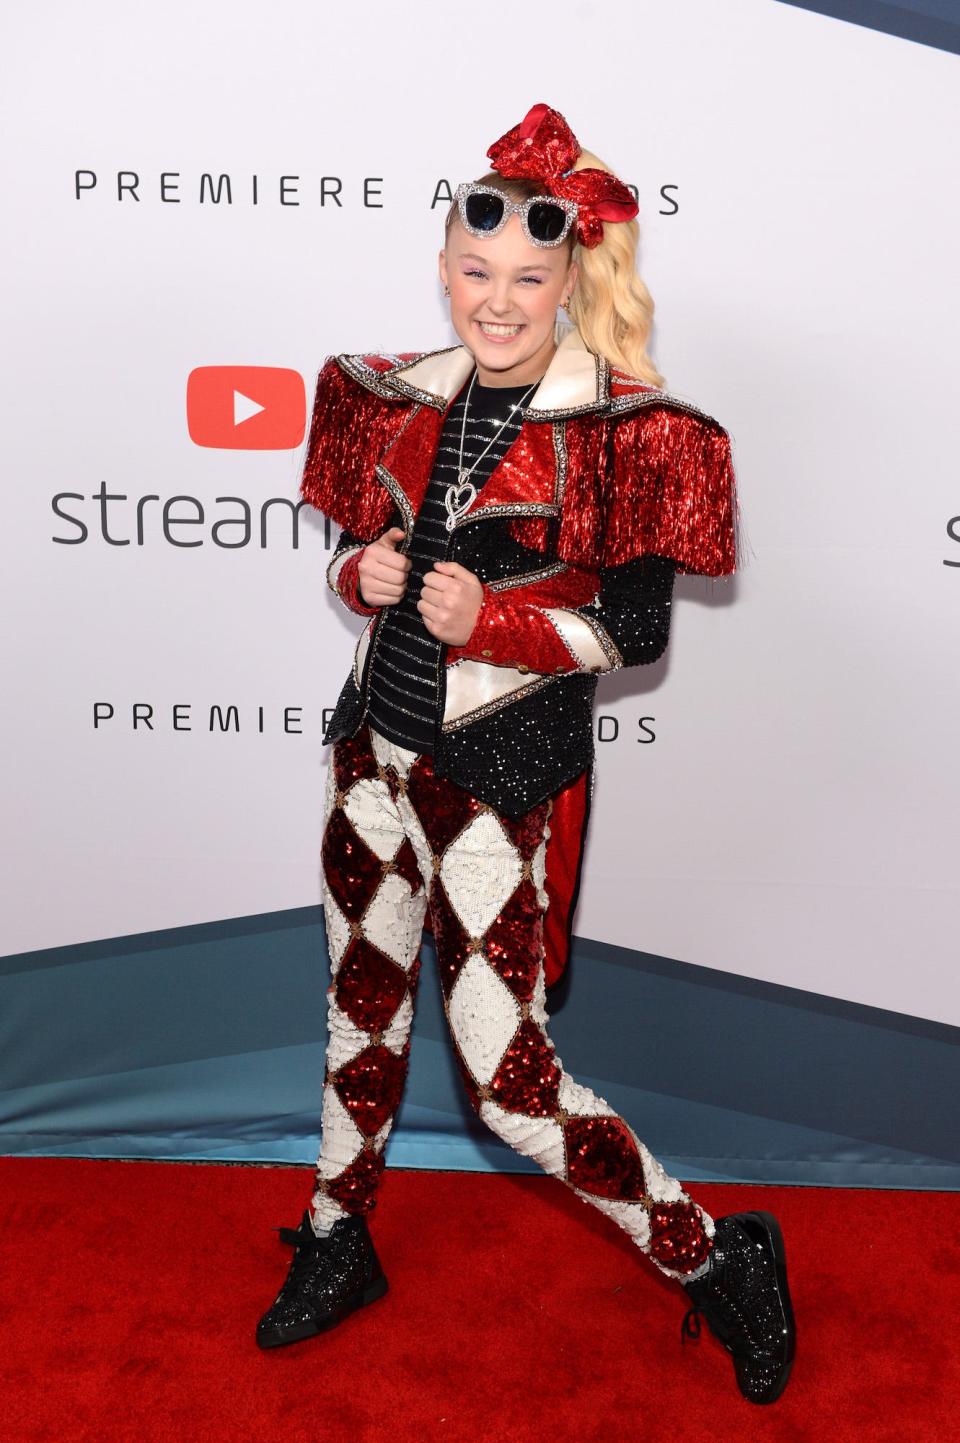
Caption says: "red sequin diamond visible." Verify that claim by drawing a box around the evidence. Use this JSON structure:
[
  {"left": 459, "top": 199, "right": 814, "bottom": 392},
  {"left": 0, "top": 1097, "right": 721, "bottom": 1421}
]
[
  {"left": 563, "top": 1116, "right": 647, "bottom": 1199},
  {"left": 333, "top": 1043, "right": 408, "bottom": 1137},
  {"left": 333, "top": 731, "right": 380, "bottom": 792},
  {"left": 405, "top": 757, "right": 484, "bottom": 854},
  {"left": 322, "top": 808, "right": 383, "bottom": 923},
  {"left": 484, "top": 879, "right": 543, "bottom": 1002},
  {"left": 326, "top": 1147, "right": 387, "bottom": 1214},
  {"left": 648, "top": 1200, "right": 713, "bottom": 1272},
  {"left": 393, "top": 835, "right": 424, "bottom": 895},
  {"left": 498, "top": 800, "right": 550, "bottom": 861},
  {"left": 489, "top": 1019, "right": 561, "bottom": 1115},
  {"left": 428, "top": 876, "right": 472, "bottom": 999},
  {"left": 334, "top": 937, "right": 409, "bottom": 1034}
]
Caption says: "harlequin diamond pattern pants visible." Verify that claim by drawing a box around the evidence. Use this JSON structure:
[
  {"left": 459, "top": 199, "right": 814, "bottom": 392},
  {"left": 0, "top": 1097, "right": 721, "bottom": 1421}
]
[{"left": 309, "top": 721, "right": 715, "bottom": 1281}]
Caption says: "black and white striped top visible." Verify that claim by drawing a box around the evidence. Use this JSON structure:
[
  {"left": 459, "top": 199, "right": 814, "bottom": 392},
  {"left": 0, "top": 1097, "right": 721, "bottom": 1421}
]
[{"left": 365, "top": 370, "right": 537, "bottom": 754}]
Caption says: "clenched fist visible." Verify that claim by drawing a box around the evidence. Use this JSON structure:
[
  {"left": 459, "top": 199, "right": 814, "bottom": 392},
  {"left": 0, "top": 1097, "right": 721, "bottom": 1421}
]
[
  {"left": 418, "top": 560, "right": 484, "bottom": 646},
  {"left": 356, "top": 526, "right": 411, "bottom": 607}
]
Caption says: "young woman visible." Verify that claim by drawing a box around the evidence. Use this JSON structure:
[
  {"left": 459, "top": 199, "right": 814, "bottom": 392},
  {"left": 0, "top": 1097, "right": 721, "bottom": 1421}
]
[{"left": 258, "top": 102, "right": 796, "bottom": 1405}]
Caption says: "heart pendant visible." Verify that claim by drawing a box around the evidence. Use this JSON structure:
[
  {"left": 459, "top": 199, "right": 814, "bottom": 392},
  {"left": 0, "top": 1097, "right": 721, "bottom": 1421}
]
[{"left": 444, "top": 478, "right": 477, "bottom": 532}]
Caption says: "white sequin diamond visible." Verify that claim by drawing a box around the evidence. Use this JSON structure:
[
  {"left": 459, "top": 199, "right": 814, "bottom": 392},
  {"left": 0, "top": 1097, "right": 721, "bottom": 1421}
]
[
  {"left": 373, "top": 1118, "right": 393, "bottom": 1151},
  {"left": 325, "top": 998, "right": 371, "bottom": 1073},
  {"left": 343, "top": 781, "right": 404, "bottom": 861},
  {"left": 531, "top": 835, "right": 548, "bottom": 910},
  {"left": 322, "top": 889, "right": 351, "bottom": 972},
  {"left": 396, "top": 794, "right": 434, "bottom": 880},
  {"left": 570, "top": 1187, "right": 653, "bottom": 1248},
  {"left": 362, "top": 871, "right": 427, "bottom": 970},
  {"left": 317, "top": 1086, "right": 365, "bottom": 1170},
  {"left": 447, "top": 950, "right": 521, "bottom": 1086},
  {"left": 479, "top": 1101, "right": 567, "bottom": 1174},
  {"left": 633, "top": 1131, "right": 686, "bottom": 1204},
  {"left": 557, "top": 1075, "right": 617, "bottom": 1118},
  {"left": 321, "top": 756, "right": 338, "bottom": 822},
  {"left": 382, "top": 991, "right": 415, "bottom": 1055},
  {"left": 440, "top": 811, "right": 522, "bottom": 936}
]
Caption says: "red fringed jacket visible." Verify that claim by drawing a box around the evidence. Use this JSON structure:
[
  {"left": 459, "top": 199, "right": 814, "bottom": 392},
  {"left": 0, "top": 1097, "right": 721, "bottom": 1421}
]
[{"left": 300, "top": 327, "right": 742, "bottom": 988}]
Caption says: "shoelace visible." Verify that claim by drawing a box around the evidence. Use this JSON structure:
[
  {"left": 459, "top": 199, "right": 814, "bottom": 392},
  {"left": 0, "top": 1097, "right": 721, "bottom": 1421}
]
[
  {"left": 273, "top": 1221, "right": 331, "bottom": 1280},
  {"left": 679, "top": 1246, "right": 740, "bottom": 1348},
  {"left": 680, "top": 1242, "right": 778, "bottom": 1364}
]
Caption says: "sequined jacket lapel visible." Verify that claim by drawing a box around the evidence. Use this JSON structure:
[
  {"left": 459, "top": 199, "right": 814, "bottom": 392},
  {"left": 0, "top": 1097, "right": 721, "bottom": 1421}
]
[{"left": 337, "top": 326, "right": 609, "bottom": 533}]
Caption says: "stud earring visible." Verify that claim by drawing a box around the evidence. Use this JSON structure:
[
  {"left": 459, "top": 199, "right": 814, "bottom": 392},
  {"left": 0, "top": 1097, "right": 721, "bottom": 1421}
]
[{"left": 443, "top": 285, "right": 450, "bottom": 297}]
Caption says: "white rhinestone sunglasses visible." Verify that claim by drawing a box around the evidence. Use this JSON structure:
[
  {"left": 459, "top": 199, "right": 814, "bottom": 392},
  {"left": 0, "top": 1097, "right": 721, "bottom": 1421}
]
[{"left": 454, "top": 181, "right": 578, "bottom": 248}]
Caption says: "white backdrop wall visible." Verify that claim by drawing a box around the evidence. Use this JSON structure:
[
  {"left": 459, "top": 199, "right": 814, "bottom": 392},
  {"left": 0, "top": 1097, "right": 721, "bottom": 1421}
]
[{"left": 2, "top": 0, "right": 957, "bottom": 1027}]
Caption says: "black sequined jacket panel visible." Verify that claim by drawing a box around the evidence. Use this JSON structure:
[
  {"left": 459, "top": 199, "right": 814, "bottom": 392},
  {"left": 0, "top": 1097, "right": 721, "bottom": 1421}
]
[{"left": 322, "top": 510, "right": 676, "bottom": 818}]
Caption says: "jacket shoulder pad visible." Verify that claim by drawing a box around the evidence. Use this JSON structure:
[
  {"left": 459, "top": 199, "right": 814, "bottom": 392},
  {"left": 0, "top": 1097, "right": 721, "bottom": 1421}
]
[
  {"left": 335, "top": 348, "right": 430, "bottom": 399},
  {"left": 606, "top": 366, "right": 723, "bottom": 431}
]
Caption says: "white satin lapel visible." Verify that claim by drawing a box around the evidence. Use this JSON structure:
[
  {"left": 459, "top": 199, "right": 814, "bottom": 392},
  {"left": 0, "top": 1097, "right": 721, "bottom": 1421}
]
[{"left": 381, "top": 326, "right": 605, "bottom": 416}]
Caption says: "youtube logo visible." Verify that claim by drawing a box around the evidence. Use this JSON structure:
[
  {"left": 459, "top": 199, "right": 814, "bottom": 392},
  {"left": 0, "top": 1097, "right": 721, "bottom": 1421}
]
[{"left": 187, "top": 366, "right": 306, "bottom": 449}]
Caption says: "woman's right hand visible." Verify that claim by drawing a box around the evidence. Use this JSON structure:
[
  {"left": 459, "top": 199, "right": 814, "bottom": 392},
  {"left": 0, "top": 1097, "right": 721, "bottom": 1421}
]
[{"left": 357, "top": 526, "right": 410, "bottom": 607}]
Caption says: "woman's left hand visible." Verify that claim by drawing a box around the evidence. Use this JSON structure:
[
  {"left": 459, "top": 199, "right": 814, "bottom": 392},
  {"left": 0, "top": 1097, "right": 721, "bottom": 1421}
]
[{"left": 418, "top": 560, "right": 484, "bottom": 645}]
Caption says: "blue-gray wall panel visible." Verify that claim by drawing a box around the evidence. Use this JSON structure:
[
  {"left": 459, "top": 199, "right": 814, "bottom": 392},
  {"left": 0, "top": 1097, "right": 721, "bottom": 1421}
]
[{"left": 1, "top": 909, "right": 956, "bottom": 1189}]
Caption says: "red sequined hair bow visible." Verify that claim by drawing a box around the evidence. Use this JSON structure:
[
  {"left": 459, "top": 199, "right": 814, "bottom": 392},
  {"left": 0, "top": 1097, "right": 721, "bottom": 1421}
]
[{"left": 485, "top": 101, "right": 638, "bottom": 249}]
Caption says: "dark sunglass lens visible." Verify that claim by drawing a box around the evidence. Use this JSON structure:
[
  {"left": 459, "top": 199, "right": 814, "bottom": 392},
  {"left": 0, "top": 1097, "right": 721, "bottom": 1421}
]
[
  {"left": 464, "top": 192, "right": 505, "bottom": 233},
  {"left": 527, "top": 201, "right": 568, "bottom": 242}
]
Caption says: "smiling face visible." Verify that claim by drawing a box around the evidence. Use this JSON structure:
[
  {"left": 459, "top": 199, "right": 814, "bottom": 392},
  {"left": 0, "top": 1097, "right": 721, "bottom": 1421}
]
[{"left": 439, "top": 211, "right": 577, "bottom": 387}]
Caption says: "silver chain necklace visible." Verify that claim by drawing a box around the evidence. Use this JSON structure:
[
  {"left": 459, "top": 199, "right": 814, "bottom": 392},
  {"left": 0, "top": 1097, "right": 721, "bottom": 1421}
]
[{"left": 443, "top": 369, "right": 539, "bottom": 532}]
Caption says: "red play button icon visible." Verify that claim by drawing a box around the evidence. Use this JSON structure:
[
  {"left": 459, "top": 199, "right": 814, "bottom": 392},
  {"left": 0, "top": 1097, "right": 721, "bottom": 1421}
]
[{"left": 187, "top": 366, "right": 307, "bottom": 449}]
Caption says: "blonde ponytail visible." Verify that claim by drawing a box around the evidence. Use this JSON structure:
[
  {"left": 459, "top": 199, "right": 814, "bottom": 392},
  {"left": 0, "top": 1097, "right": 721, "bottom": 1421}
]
[{"left": 562, "top": 147, "right": 664, "bottom": 387}]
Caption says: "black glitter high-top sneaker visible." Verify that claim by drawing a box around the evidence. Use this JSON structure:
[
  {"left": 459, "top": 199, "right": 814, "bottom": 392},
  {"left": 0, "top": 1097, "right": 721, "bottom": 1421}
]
[
  {"left": 256, "top": 1209, "right": 388, "bottom": 1349},
  {"left": 679, "top": 1210, "right": 796, "bottom": 1404}
]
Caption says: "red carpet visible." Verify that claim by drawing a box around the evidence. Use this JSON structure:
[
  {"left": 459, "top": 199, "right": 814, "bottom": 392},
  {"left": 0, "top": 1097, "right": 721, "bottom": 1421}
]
[{"left": 1, "top": 1158, "right": 957, "bottom": 1442}]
